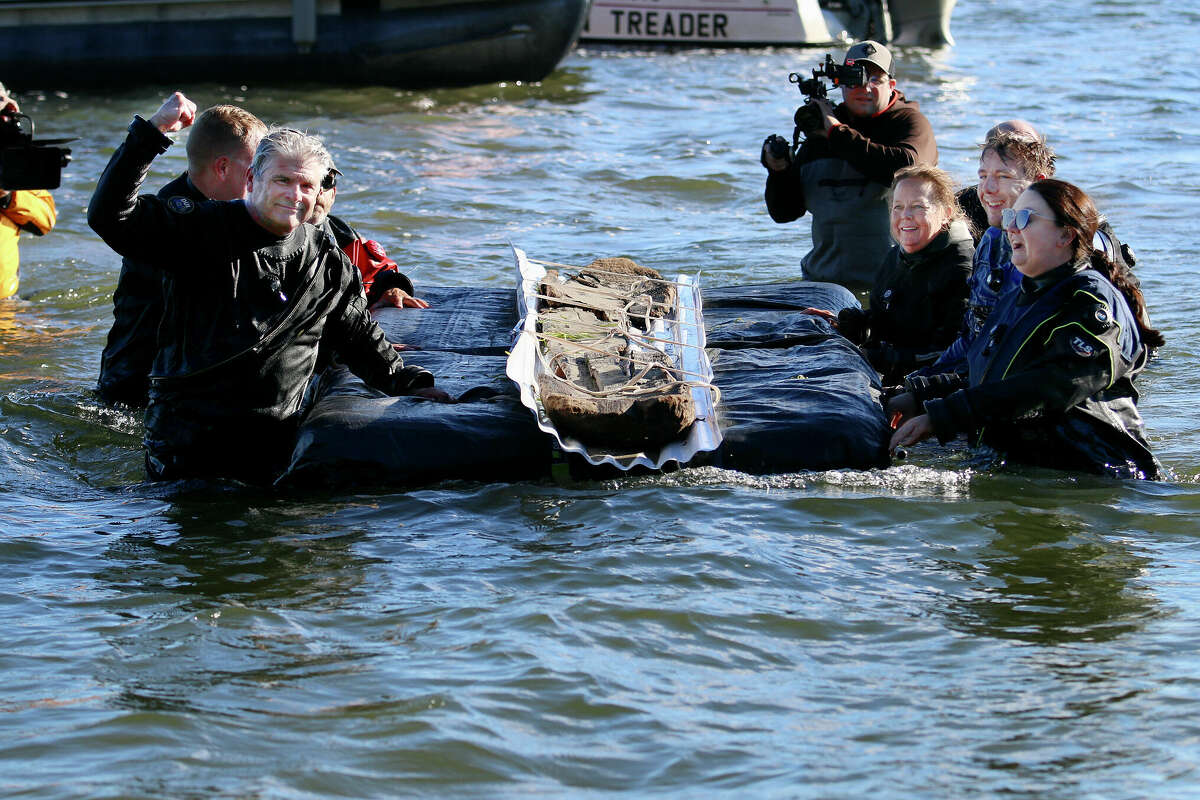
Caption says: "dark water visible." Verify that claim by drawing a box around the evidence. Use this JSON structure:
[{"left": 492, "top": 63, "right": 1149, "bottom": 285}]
[{"left": 4, "top": 0, "right": 1200, "bottom": 795}]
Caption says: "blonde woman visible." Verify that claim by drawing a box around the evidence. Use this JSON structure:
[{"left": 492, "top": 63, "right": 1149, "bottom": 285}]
[{"left": 805, "top": 163, "right": 973, "bottom": 384}]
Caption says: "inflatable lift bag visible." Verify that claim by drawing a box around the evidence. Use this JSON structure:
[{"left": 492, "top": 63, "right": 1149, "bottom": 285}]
[
  {"left": 697, "top": 282, "right": 890, "bottom": 474},
  {"left": 279, "top": 282, "right": 890, "bottom": 488},
  {"left": 279, "top": 287, "right": 551, "bottom": 488}
]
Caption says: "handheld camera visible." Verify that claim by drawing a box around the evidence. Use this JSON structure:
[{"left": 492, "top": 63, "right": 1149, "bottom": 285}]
[
  {"left": 790, "top": 54, "right": 866, "bottom": 139},
  {"left": 763, "top": 53, "right": 868, "bottom": 166},
  {"left": 762, "top": 54, "right": 866, "bottom": 166},
  {"left": 0, "top": 111, "right": 72, "bottom": 190}
]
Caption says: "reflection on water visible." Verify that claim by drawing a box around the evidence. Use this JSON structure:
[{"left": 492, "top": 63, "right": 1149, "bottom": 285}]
[
  {"left": 93, "top": 498, "right": 378, "bottom": 720},
  {"left": 97, "top": 498, "right": 375, "bottom": 605},
  {"left": 943, "top": 509, "right": 1157, "bottom": 645},
  {"left": 0, "top": 300, "right": 90, "bottom": 362}
]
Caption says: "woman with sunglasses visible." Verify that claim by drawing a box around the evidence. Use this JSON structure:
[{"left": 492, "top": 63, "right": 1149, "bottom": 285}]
[
  {"left": 803, "top": 163, "right": 974, "bottom": 384},
  {"left": 888, "top": 179, "right": 1164, "bottom": 478}
]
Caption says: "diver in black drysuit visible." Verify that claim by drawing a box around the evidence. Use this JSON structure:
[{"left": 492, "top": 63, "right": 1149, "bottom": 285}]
[
  {"left": 89, "top": 115, "right": 438, "bottom": 482},
  {"left": 835, "top": 224, "right": 974, "bottom": 385},
  {"left": 96, "top": 172, "right": 204, "bottom": 408},
  {"left": 905, "top": 261, "right": 1159, "bottom": 479}
]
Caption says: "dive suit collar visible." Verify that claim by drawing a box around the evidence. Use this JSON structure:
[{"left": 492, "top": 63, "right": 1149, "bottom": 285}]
[
  {"left": 1018, "top": 260, "right": 1082, "bottom": 303},
  {"left": 898, "top": 227, "right": 953, "bottom": 265}
]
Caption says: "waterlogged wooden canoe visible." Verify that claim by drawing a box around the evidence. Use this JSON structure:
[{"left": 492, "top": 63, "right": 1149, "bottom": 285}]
[
  {"left": 536, "top": 257, "right": 698, "bottom": 452},
  {"left": 508, "top": 246, "right": 723, "bottom": 471}
]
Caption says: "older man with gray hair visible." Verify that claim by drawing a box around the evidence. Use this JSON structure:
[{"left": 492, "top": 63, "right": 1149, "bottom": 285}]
[
  {"left": 98, "top": 102, "right": 267, "bottom": 407},
  {"left": 89, "top": 91, "right": 447, "bottom": 483}
]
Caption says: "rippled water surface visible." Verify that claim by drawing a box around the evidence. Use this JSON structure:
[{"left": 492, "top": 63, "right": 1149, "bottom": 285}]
[{"left": 4, "top": 0, "right": 1200, "bottom": 795}]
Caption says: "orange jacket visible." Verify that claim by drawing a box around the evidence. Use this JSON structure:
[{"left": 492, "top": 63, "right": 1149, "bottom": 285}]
[{"left": 0, "top": 189, "right": 57, "bottom": 298}]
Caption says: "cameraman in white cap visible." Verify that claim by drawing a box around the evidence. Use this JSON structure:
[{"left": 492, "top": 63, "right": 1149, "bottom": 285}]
[{"left": 762, "top": 41, "right": 937, "bottom": 288}]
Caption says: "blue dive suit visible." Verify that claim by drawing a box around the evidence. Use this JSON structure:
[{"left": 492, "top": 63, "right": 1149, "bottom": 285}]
[
  {"left": 914, "top": 225, "right": 1017, "bottom": 378},
  {"left": 913, "top": 222, "right": 1140, "bottom": 381},
  {"left": 917, "top": 260, "right": 1159, "bottom": 479}
]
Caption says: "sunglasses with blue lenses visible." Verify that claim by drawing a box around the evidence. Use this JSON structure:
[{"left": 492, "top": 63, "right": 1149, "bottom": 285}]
[{"left": 1001, "top": 207, "right": 1058, "bottom": 231}]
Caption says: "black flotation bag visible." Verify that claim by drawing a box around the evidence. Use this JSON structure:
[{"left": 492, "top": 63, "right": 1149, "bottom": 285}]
[
  {"left": 695, "top": 283, "right": 890, "bottom": 474},
  {"left": 277, "top": 282, "right": 890, "bottom": 488}
]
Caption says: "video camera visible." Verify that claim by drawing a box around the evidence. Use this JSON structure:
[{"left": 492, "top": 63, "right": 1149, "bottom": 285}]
[
  {"left": 0, "top": 111, "right": 72, "bottom": 190},
  {"left": 790, "top": 54, "right": 866, "bottom": 136},
  {"left": 763, "top": 54, "right": 867, "bottom": 164}
]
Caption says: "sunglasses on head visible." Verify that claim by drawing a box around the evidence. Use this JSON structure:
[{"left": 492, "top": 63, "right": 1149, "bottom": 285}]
[
  {"left": 1001, "top": 207, "right": 1057, "bottom": 231},
  {"left": 320, "top": 165, "right": 344, "bottom": 191}
]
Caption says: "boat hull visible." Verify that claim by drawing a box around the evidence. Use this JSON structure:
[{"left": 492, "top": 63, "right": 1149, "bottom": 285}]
[
  {"left": 579, "top": 0, "right": 954, "bottom": 47},
  {"left": 889, "top": 0, "right": 955, "bottom": 46},
  {"left": 0, "top": 0, "right": 589, "bottom": 87},
  {"left": 582, "top": 0, "right": 837, "bottom": 45}
]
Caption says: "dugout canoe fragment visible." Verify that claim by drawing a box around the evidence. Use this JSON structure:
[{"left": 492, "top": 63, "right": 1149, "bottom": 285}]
[{"left": 507, "top": 246, "right": 722, "bottom": 471}]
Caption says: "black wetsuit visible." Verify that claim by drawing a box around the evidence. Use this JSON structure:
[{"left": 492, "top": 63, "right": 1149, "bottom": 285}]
[
  {"left": 96, "top": 171, "right": 201, "bottom": 408},
  {"left": 916, "top": 261, "right": 1158, "bottom": 478},
  {"left": 88, "top": 116, "right": 434, "bottom": 482},
  {"left": 955, "top": 185, "right": 988, "bottom": 244},
  {"left": 836, "top": 225, "right": 974, "bottom": 385}
]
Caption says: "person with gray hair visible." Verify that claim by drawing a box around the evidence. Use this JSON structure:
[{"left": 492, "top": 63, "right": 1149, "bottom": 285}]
[
  {"left": 249, "top": 127, "right": 334, "bottom": 183},
  {"left": 89, "top": 91, "right": 448, "bottom": 483},
  {"left": 98, "top": 103, "right": 267, "bottom": 407}
]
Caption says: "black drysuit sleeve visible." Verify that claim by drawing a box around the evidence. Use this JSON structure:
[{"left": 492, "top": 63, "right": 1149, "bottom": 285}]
[
  {"left": 924, "top": 292, "right": 1127, "bottom": 443},
  {"left": 324, "top": 252, "right": 435, "bottom": 396},
  {"left": 88, "top": 116, "right": 240, "bottom": 270}
]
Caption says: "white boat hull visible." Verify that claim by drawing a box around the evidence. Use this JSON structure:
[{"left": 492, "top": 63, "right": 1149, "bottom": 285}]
[
  {"left": 582, "top": 0, "right": 836, "bottom": 45},
  {"left": 580, "top": 0, "right": 955, "bottom": 47}
]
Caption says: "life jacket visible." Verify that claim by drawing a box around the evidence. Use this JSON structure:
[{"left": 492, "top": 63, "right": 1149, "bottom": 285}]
[{"left": 343, "top": 237, "right": 398, "bottom": 297}]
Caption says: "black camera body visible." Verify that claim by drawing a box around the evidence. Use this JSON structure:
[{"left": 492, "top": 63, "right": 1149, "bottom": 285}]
[
  {"left": 762, "top": 133, "right": 791, "bottom": 165},
  {"left": 788, "top": 54, "right": 867, "bottom": 139},
  {"left": 0, "top": 112, "right": 72, "bottom": 190}
]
